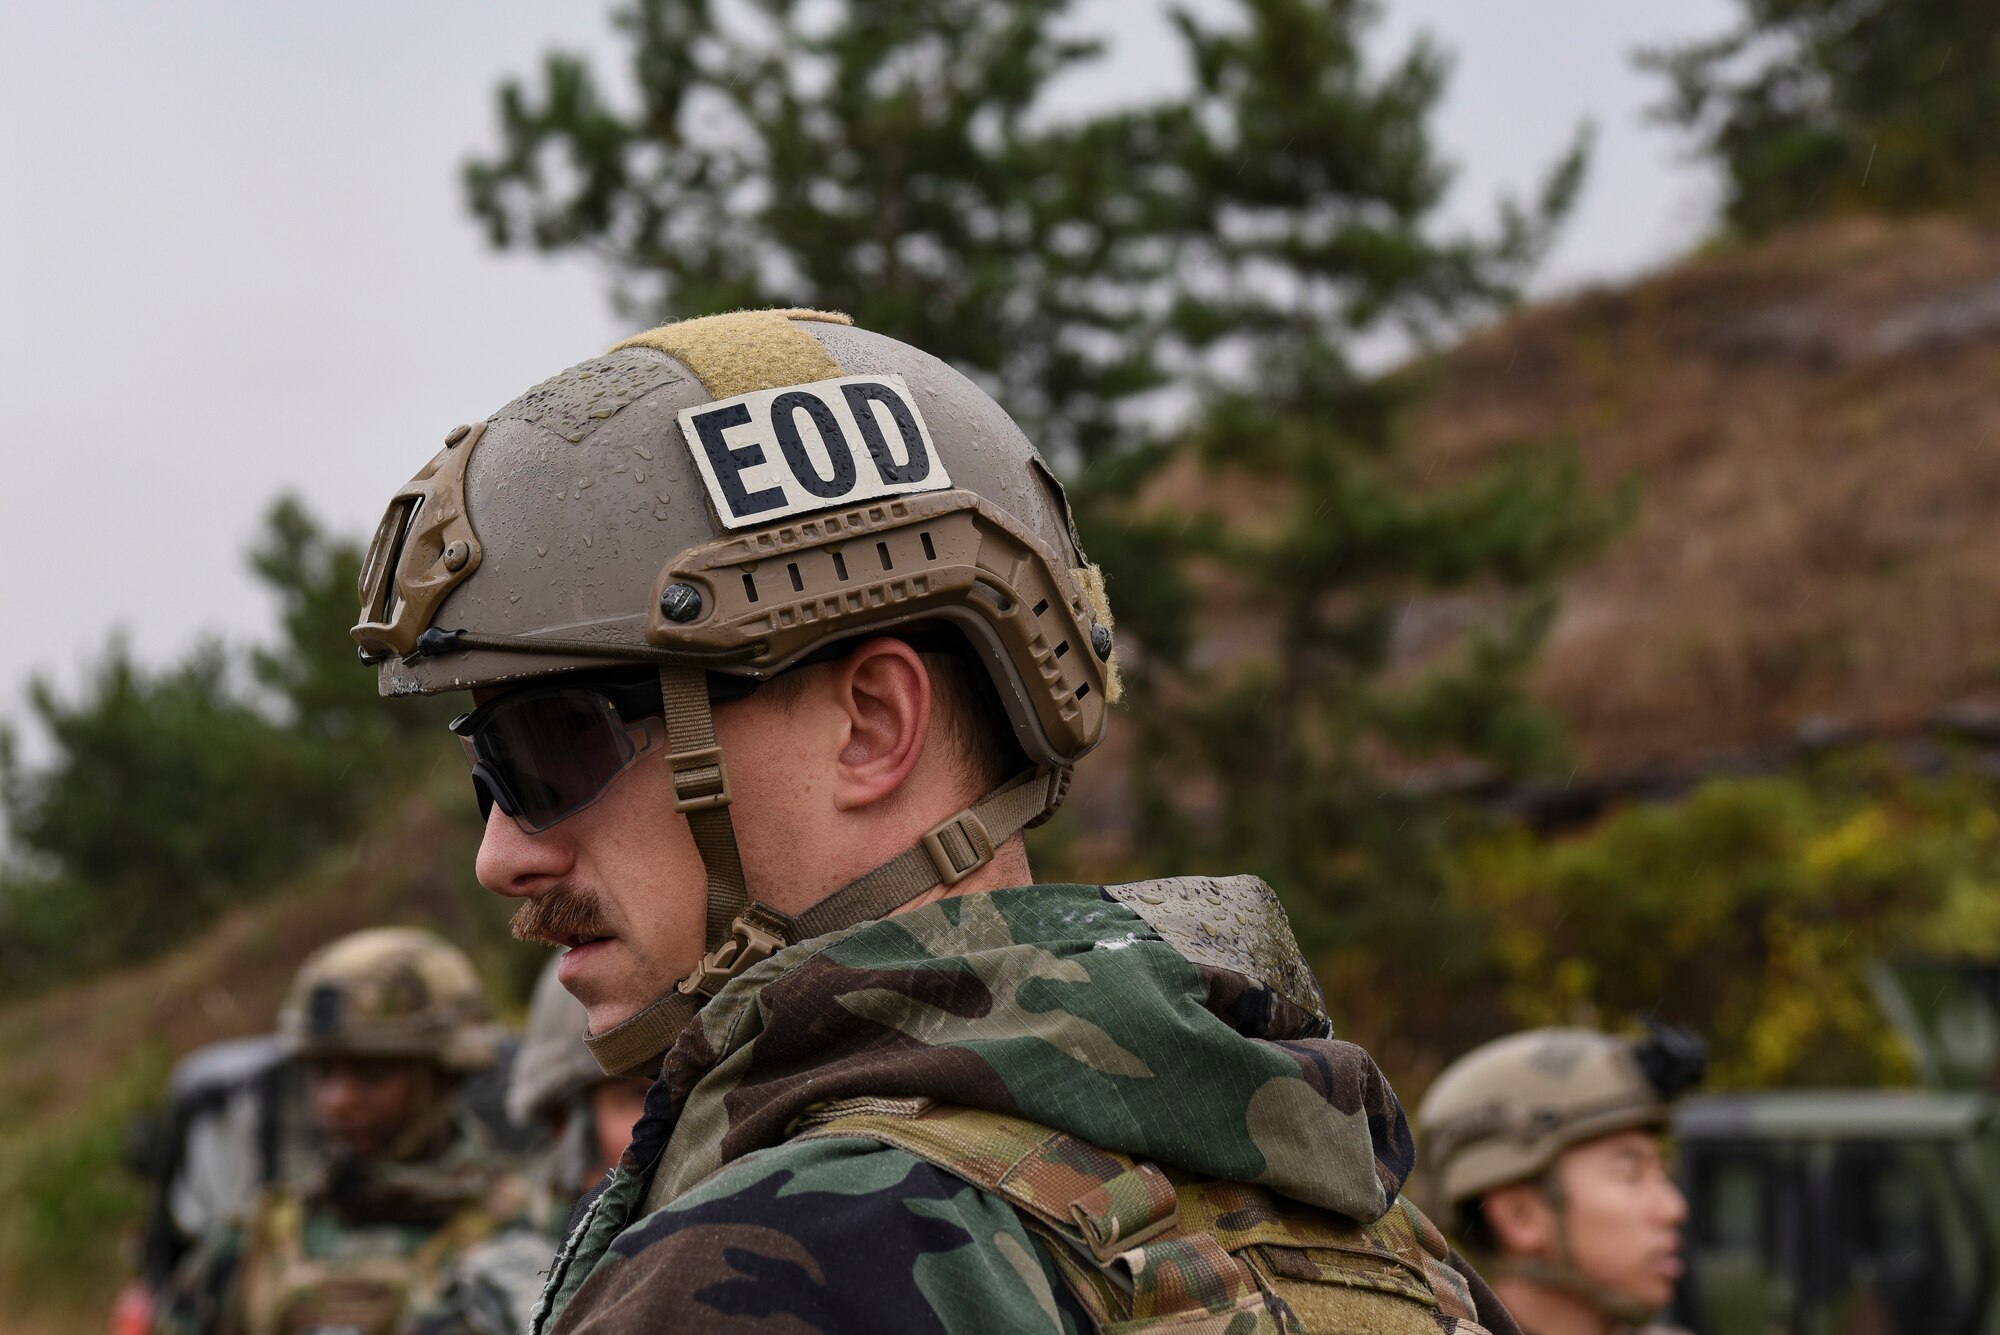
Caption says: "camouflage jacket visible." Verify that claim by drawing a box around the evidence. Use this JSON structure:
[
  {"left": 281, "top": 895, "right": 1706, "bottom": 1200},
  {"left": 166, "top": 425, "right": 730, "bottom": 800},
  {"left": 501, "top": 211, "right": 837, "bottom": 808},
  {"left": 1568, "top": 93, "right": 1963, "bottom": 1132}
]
[
  {"left": 533, "top": 878, "right": 1518, "bottom": 1333},
  {"left": 416, "top": 1139, "right": 593, "bottom": 1335},
  {"left": 152, "top": 1116, "right": 524, "bottom": 1335}
]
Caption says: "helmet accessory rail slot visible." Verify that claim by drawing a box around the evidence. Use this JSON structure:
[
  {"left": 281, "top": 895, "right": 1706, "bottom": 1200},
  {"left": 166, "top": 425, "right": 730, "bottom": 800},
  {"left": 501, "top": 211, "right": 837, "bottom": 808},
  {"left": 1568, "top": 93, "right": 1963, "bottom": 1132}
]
[
  {"left": 644, "top": 488, "right": 1107, "bottom": 767},
  {"left": 353, "top": 422, "right": 488, "bottom": 662}
]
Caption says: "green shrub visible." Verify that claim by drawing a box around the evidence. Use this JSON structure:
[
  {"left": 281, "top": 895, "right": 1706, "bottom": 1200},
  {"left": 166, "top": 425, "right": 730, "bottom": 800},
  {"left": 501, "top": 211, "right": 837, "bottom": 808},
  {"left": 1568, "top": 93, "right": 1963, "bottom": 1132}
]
[
  {"left": 1450, "top": 758, "right": 2000, "bottom": 1087},
  {"left": 0, "top": 1043, "right": 168, "bottom": 1310}
]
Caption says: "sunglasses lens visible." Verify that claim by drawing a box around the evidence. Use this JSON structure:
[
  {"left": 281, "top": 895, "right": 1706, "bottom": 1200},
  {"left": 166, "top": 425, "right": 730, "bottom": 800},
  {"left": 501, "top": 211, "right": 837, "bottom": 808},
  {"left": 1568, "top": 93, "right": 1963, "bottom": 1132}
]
[{"left": 462, "top": 690, "right": 639, "bottom": 830}]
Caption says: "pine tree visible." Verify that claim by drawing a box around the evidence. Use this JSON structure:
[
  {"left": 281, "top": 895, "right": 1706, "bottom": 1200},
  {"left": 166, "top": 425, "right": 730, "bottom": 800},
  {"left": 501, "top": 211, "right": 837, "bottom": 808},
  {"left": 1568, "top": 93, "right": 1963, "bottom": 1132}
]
[
  {"left": 0, "top": 502, "right": 452, "bottom": 993},
  {"left": 466, "top": 0, "right": 1621, "bottom": 1035},
  {"left": 467, "top": 0, "right": 1178, "bottom": 465},
  {"left": 1096, "top": 1, "right": 1619, "bottom": 1001},
  {"left": 1642, "top": 0, "right": 2000, "bottom": 235}
]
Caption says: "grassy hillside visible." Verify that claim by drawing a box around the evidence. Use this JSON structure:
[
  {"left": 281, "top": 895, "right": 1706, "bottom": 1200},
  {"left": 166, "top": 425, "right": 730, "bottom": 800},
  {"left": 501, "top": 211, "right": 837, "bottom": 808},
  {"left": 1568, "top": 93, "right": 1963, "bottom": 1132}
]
[
  {"left": 1412, "top": 215, "right": 2000, "bottom": 776},
  {"left": 0, "top": 775, "right": 533, "bottom": 1329},
  {"left": 1067, "top": 214, "right": 2000, "bottom": 863},
  {"left": 1112, "top": 215, "right": 2000, "bottom": 800},
  {"left": 11, "top": 215, "right": 2000, "bottom": 1331}
]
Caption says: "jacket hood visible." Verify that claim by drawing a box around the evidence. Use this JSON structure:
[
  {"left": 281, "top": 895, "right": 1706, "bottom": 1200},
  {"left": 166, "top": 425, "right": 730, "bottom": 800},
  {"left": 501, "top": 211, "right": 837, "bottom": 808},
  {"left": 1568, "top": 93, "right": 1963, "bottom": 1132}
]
[{"left": 621, "top": 879, "right": 1416, "bottom": 1224}]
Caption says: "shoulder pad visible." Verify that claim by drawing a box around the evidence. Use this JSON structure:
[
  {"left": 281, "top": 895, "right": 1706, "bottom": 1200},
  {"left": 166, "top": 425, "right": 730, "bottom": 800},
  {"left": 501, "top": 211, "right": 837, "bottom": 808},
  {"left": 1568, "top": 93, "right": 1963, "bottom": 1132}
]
[{"left": 1104, "top": 876, "right": 1328, "bottom": 1027}]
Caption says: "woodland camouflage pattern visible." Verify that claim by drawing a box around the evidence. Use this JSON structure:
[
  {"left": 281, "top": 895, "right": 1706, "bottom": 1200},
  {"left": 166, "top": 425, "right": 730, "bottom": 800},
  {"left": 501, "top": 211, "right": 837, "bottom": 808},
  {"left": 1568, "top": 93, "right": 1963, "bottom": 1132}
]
[
  {"left": 152, "top": 1118, "right": 526, "bottom": 1335},
  {"left": 531, "top": 880, "right": 1516, "bottom": 1333}
]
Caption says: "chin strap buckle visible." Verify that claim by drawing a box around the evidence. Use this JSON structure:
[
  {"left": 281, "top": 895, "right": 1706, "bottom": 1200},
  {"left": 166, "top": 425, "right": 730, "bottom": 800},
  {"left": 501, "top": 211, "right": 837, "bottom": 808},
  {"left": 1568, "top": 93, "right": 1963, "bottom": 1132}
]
[
  {"left": 921, "top": 807, "right": 995, "bottom": 886},
  {"left": 677, "top": 907, "right": 791, "bottom": 1000},
  {"left": 667, "top": 743, "right": 733, "bottom": 813}
]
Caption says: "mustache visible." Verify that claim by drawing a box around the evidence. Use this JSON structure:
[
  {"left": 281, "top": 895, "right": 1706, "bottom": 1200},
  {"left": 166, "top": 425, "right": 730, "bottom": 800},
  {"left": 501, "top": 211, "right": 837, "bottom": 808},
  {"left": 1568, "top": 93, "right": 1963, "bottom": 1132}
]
[{"left": 510, "top": 885, "right": 613, "bottom": 947}]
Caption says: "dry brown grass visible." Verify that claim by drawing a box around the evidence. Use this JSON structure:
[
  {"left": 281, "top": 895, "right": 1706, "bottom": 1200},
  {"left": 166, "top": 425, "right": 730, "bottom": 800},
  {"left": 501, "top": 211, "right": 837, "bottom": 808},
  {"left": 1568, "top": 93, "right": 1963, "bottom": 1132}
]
[
  {"left": 0, "top": 783, "right": 511, "bottom": 1329},
  {"left": 1406, "top": 215, "right": 2000, "bottom": 774},
  {"left": 0, "top": 790, "right": 494, "bottom": 1129},
  {"left": 1082, "top": 215, "right": 2000, "bottom": 789}
]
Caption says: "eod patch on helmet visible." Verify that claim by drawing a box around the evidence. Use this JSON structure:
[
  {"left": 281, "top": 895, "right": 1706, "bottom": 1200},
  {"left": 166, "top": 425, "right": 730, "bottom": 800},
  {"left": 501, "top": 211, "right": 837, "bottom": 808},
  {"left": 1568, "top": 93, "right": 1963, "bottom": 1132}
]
[
  {"left": 681, "top": 374, "right": 950, "bottom": 526},
  {"left": 352, "top": 309, "right": 1120, "bottom": 1078}
]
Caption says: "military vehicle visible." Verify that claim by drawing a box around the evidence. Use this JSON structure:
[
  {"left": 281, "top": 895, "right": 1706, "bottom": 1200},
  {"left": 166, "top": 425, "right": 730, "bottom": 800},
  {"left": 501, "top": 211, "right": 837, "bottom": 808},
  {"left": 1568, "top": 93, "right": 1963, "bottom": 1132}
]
[{"left": 1671, "top": 959, "right": 2000, "bottom": 1334}]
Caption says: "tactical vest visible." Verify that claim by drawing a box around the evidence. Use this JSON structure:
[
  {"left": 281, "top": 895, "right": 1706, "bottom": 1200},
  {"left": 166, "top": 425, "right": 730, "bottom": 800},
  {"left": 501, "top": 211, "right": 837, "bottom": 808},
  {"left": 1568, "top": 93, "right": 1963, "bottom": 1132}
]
[
  {"left": 236, "top": 1186, "right": 502, "bottom": 1335},
  {"left": 790, "top": 1098, "right": 1496, "bottom": 1334}
]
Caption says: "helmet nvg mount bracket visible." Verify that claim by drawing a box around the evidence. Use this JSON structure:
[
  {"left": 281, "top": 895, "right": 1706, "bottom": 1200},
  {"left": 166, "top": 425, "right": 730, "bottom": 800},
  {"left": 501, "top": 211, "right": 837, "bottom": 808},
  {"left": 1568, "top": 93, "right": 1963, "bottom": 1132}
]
[{"left": 354, "top": 309, "right": 1120, "bottom": 1077}]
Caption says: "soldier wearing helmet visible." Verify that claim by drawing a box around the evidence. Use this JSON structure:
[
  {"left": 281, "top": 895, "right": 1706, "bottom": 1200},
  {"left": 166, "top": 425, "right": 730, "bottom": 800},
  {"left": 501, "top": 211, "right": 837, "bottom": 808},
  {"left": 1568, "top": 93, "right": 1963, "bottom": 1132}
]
[
  {"left": 152, "top": 928, "right": 524, "bottom": 1335},
  {"left": 436, "top": 957, "right": 651, "bottom": 1335},
  {"left": 506, "top": 955, "right": 649, "bottom": 1226},
  {"left": 1417, "top": 1026, "right": 1708, "bottom": 1335},
  {"left": 354, "top": 309, "right": 1522, "bottom": 1332}
]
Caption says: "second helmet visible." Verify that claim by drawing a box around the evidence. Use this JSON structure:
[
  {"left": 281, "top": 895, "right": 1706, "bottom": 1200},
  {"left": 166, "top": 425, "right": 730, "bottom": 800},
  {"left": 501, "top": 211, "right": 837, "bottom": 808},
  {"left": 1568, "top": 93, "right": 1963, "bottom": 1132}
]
[{"left": 278, "top": 927, "right": 502, "bottom": 1074}]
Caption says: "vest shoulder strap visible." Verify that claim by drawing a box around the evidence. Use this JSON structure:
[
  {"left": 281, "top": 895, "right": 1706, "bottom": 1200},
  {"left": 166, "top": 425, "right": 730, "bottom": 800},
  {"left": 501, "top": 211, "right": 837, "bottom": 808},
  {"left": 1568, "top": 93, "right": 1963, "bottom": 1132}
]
[{"left": 790, "top": 1099, "right": 1490, "bottom": 1333}]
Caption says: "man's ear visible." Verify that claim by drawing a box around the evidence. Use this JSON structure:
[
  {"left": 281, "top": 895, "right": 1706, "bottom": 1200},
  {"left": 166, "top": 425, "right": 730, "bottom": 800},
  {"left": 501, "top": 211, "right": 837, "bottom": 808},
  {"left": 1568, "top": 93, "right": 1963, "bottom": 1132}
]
[
  {"left": 1481, "top": 1181, "right": 1560, "bottom": 1258},
  {"left": 828, "top": 637, "right": 932, "bottom": 813}
]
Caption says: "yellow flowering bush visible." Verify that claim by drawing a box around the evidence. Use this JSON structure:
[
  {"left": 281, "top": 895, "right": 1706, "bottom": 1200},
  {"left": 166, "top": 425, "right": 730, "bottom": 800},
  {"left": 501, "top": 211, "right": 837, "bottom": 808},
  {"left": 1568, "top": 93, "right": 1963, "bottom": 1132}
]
[{"left": 1448, "top": 759, "right": 2000, "bottom": 1087}]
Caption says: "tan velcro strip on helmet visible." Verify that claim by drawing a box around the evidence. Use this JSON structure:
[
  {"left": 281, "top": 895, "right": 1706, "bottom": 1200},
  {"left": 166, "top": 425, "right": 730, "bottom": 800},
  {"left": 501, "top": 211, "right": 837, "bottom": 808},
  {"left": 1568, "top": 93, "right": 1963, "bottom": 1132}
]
[
  {"left": 612, "top": 308, "right": 854, "bottom": 399},
  {"left": 1073, "top": 564, "right": 1123, "bottom": 704}
]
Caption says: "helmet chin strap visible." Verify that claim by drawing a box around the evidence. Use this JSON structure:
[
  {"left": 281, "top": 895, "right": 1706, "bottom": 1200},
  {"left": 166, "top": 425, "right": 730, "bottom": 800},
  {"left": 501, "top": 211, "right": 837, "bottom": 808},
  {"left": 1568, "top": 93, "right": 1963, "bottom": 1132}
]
[
  {"left": 582, "top": 664, "right": 1059, "bottom": 1078},
  {"left": 1482, "top": 1169, "right": 1664, "bottom": 1330}
]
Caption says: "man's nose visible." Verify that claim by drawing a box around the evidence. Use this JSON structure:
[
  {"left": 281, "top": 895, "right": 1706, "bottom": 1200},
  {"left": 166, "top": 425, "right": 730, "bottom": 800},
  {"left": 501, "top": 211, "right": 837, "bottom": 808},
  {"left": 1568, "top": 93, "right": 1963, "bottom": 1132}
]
[
  {"left": 474, "top": 803, "right": 574, "bottom": 897},
  {"left": 1658, "top": 1174, "right": 1689, "bottom": 1227}
]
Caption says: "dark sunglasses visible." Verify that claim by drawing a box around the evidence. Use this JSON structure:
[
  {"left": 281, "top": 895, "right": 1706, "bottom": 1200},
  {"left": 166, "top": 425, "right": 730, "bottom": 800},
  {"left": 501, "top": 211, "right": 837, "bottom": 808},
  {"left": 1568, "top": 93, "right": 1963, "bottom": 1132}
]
[
  {"left": 450, "top": 671, "right": 759, "bottom": 833},
  {"left": 452, "top": 628, "right": 968, "bottom": 833}
]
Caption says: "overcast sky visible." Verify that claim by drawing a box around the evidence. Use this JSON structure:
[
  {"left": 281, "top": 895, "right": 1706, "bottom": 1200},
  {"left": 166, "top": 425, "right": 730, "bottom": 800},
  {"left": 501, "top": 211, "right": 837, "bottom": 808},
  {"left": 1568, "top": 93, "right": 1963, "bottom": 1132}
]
[{"left": 0, "top": 0, "right": 1734, "bottom": 756}]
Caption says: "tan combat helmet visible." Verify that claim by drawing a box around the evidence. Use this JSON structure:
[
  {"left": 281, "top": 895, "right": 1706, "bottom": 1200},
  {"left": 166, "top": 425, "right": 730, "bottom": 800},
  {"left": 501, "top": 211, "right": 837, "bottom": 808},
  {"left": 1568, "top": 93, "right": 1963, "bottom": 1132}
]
[
  {"left": 278, "top": 927, "right": 503, "bottom": 1074},
  {"left": 506, "top": 956, "right": 605, "bottom": 1129},
  {"left": 1417, "top": 1027, "right": 1697, "bottom": 1213},
  {"left": 1416, "top": 1024, "right": 1706, "bottom": 1323},
  {"left": 352, "top": 310, "right": 1119, "bottom": 1077}
]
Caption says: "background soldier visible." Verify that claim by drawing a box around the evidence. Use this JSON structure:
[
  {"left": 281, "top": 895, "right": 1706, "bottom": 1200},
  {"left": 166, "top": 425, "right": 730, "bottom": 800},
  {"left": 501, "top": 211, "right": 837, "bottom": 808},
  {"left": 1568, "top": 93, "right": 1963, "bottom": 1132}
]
[
  {"left": 1416, "top": 1026, "right": 1708, "bottom": 1335},
  {"left": 353, "top": 308, "right": 1520, "bottom": 1332},
  {"left": 433, "top": 957, "right": 650, "bottom": 1335},
  {"left": 153, "top": 927, "right": 520, "bottom": 1335},
  {"left": 506, "top": 955, "right": 649, "bottom": 1230}
]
